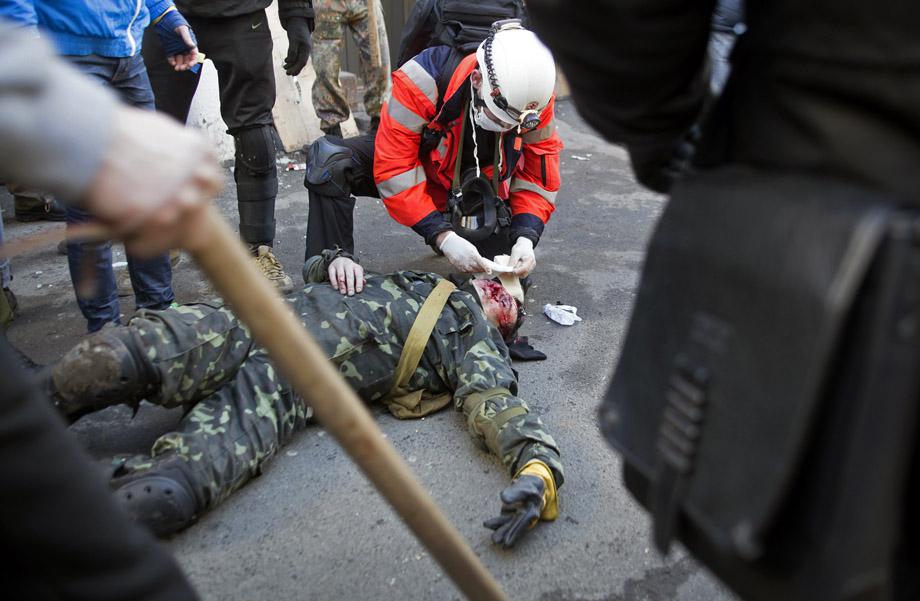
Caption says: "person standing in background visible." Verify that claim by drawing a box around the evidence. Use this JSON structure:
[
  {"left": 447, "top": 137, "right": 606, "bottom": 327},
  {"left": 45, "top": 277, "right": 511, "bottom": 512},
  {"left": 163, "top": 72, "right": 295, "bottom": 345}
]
[
  {"left": 311, "top": 0, "right": 390, "bottom": 137},
  {"left": 0, "top": 0, "right": 200, "bottom": 332},
  {"left": 142, "top": 0, "right": 315, "bottom": 294},
  {"left": 0, "top": 21, "right": 218, "bottom": 599}
]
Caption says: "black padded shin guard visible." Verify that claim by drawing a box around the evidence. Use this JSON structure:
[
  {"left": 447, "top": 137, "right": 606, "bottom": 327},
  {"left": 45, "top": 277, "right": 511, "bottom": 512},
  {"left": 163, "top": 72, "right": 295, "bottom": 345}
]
[
  {"left": 236, "top": 171, "right": 277, "bottom": 246},
  {"left": 234, "top": 126, "right": 278, "bottom": 246}
]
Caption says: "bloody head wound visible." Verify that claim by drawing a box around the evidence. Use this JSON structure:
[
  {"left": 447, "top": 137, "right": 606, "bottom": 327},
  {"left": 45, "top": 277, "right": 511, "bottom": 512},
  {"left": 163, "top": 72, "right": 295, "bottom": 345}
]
[{"left": 477, "top": 279, "right": 524, "bottom": 340}]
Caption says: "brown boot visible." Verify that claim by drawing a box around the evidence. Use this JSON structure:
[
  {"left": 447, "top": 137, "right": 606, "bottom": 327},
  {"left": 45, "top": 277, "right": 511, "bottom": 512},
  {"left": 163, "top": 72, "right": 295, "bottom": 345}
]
[{"left": 252, "top": 245, "right": 295, "bottom": 293}]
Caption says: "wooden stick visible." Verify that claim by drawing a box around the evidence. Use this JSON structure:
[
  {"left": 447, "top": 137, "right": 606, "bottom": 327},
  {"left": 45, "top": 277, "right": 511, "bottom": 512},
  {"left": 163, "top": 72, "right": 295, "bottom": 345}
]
[
  {"left": 188, "top": 205, "right": 508, "bottom": 601},
  {"left": 366, "top": 0, "right": 382, "bottom": 71},
  {"left": 0, "top": 223, "right": 110, "bottom": 259}
]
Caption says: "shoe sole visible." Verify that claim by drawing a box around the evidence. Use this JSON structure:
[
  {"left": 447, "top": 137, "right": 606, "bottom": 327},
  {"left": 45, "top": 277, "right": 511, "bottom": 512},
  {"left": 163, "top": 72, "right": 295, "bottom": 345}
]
[{"left": 117, "top": 475, "right": 198, "bottom": 537}]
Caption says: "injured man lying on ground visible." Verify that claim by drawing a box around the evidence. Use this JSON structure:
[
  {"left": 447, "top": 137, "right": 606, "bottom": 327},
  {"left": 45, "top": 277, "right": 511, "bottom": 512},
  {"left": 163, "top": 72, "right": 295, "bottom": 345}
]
[{"left": 45, "top": 248, "right": 563, "bottom": 548}]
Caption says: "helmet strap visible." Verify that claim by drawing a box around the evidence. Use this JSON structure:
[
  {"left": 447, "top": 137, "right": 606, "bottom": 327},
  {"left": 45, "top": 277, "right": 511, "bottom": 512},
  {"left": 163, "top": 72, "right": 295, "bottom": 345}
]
[{"left": 468, "top": 81, "right": 482, "bottom": 178}]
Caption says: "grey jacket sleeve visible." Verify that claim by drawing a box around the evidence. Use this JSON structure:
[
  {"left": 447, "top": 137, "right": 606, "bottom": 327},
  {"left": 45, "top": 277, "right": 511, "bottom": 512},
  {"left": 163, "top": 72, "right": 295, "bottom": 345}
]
[{"left": 0, "top": 21, "right": 117, "bottom": 201}]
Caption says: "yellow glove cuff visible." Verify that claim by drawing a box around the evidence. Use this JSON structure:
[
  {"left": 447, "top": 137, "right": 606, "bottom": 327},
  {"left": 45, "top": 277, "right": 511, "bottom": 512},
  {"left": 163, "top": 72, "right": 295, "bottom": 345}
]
[
  {"left": 517, "top": 459, "right": 559, "bottom": 521},
  {"left": 150, "top": 6, "right": 177, "bottom": 26}
]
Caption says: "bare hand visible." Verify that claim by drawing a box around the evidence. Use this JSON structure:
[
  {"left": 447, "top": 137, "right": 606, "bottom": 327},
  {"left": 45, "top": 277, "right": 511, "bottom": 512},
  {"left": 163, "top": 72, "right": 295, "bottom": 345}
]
[
  {"left": 328, "top": 256, "right": 365, "bottom": 295},
  {"left": 166, "top": 25, "right": 198, "bottom": 72},
  {"left": 84, "top": 105, "right": 222, "bottom": 257}
]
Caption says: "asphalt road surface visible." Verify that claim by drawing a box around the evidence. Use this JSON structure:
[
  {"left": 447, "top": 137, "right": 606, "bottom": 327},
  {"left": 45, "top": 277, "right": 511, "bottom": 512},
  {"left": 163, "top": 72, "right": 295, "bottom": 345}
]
[{"left": 3, "top": 100, "right": 737, "bottom": 601}]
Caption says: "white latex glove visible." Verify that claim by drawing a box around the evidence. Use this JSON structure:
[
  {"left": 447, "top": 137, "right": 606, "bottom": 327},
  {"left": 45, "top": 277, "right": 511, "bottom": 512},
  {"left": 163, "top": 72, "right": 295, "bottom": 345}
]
[
  {"left": 85, "top": 105, "right": 222, "bottom": 257},
  {"left": 328, "top": 256, "right": 365, "bottom": 296},
  {"left": 510, "top": 237, "right": 536, "bottom": 277},
  {"left": 437, "top": 231, "right": 493, "bottom": 273}
]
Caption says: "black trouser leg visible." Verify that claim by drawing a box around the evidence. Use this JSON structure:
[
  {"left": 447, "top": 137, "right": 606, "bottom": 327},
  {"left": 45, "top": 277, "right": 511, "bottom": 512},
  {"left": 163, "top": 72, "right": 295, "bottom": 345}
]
[
  {"left": 303, "top": 133, "right": 378, "bottom": 259},
  {"left": 306, "top": 192, "right": 357, "bottom": 258},
  {"left": 146, "top": 12, "right": 280, "bottom": 248},
  {"left": 205, "top": 10, "right": 279, "bottom": 247},
  {"left": 142, "top": 27, "right": 200, "bottom": 124},
  {"left": 233, "top": 126, "right": 278, "bottom": 247}
]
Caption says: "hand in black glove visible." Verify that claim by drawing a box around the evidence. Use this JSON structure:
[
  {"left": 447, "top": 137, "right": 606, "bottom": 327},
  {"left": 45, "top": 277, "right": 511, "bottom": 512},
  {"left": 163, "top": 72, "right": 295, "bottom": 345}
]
[
  {"left": 483, "top": 475, "right": 545, "bottom": 549},
  {"left": 628, "top": 125, "right": 701, "bottom": 193},
  {"left": 282, "top": 17, "right": 313, "bottom": 76}
]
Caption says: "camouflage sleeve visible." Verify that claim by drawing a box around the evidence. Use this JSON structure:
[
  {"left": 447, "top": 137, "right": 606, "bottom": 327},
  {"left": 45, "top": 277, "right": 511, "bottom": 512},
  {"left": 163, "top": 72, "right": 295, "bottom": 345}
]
[
  {"left": 302, "top": 248, "right": 360, "bottom": 284},
  {"left": 445, "top": 314, "right": 565, "bottom": 487}
]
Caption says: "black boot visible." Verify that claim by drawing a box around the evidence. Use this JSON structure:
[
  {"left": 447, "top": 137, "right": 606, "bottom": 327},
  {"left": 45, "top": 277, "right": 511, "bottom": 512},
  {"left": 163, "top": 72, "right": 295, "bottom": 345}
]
[
  {"left": 50, "top": 325, "right": 156, "bottom": 422},
  {"left": 110, "top": 455, "right": 199, "bottom": 537},
  {"left": 14, "top": 193, "right": 66, "bottom": 222}
]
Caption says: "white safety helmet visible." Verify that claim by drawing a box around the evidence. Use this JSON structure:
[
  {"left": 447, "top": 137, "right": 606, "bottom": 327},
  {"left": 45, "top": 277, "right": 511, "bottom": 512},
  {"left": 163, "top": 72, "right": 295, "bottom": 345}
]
[{"left": 476, "top": 21, "right": 556, "bottom": 130}]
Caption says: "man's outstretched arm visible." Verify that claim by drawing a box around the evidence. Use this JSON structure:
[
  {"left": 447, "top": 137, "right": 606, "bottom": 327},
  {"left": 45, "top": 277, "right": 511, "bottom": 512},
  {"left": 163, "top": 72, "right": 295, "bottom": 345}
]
[{"left": 443, "top": 312, "right": 564, "bottom": 547}]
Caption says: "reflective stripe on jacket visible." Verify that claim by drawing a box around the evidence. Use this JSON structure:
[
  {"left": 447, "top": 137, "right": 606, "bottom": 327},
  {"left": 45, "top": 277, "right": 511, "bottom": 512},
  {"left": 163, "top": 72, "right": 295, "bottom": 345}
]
[{"left": 374, "top": 45, "right": 563, "bottom": 244}]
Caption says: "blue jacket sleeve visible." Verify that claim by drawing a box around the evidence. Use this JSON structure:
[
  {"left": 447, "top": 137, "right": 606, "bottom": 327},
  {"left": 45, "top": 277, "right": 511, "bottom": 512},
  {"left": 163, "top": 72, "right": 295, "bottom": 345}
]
[
  {"left": 0, "top": 22, "right": 118, "bottom": 200},
  {"left": 0, "top": 1, "right": 38, "bottom": 27},
  {"left": 145, "top": 0, "right": 175, "bottom": 21}
]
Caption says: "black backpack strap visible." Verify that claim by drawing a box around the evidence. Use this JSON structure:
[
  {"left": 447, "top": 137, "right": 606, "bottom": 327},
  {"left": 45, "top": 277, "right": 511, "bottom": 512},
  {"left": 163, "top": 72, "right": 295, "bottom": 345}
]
[
  {"left": 419, "top": 48, "right": 471, "bottom": 155},
  {"left": 396, "top": 0, "right": 439, "bottom": 67},
  {"left": 433, "top": 48, "right": 468, "bottom": 126}
]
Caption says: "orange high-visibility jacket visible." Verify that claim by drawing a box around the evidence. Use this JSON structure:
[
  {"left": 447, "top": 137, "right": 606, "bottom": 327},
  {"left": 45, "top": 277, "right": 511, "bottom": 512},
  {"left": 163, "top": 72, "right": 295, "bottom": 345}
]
[{"left": 374, "top": 46, "right": 563, "bottom": 245}]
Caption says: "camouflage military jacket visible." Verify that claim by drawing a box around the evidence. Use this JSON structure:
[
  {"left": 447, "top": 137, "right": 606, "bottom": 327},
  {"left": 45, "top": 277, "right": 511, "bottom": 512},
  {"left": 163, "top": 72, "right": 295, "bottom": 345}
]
[{"left": 298, "top": 250, "right": 563, "bottom": 485}]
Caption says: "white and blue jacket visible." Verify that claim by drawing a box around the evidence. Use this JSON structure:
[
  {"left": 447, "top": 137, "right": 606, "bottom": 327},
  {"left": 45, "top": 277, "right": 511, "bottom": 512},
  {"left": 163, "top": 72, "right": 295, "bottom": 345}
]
[{"left": 0, "top": 0, "right": 175, "bottom": 57}]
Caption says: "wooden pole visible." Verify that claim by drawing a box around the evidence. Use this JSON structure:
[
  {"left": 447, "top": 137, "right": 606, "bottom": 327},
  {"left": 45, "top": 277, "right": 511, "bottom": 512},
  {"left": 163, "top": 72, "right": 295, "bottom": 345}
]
[
  {"left": 187, "top": 205, "right": 508, "bottom": 601},
  {"left": 366, "top": 0, "right": 382, "bottom": 70}
]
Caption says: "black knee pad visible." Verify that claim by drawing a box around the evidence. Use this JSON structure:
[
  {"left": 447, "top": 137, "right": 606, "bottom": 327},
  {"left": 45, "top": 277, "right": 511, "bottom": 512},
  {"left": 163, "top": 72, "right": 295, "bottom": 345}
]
[
  {"left": 234, "top": 125, "right": 276, "bottom": 176},
  {"left": 233, "top": 126, "right": 278, "bottom": 245},
  {"left": 303, "top": 136, "right": 358, "bottom": 198}
]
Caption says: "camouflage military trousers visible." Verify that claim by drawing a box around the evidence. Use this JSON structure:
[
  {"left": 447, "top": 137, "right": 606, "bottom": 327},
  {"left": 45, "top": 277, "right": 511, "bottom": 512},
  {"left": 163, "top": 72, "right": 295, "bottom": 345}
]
[
  {"left": 114, "top": 293, "right": 564, "bottom": 512},
  {"left": 115, "top": 303, "right": 312, "bottom": 511},
  {"left": 312, "top": 0, "right": 391, "bottom": 129}
]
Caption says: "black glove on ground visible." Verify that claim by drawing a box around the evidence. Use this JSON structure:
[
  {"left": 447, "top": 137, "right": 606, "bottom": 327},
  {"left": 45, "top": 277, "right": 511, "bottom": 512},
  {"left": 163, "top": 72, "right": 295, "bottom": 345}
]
[
  {"left": 282, "top": 17, "right": 312, "bottom": 76},
  {"left": 507, "top": 336, "right": 547, "bottom": 361},
  {"left": 483, "top": 475, "right": 545, "bottom": 548}
]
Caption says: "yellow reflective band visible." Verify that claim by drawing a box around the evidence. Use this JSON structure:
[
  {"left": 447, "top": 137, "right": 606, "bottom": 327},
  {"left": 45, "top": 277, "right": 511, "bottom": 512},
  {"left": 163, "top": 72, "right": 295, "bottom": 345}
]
[
  {"left": 399, "top": 59, "right": 439, "bottom": 106},
  {"left": 510, "top": 178, "right": 558, "bottom": 204},
  {"left": 378, "top": 166, "right": 426, "bottom": 199}
]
